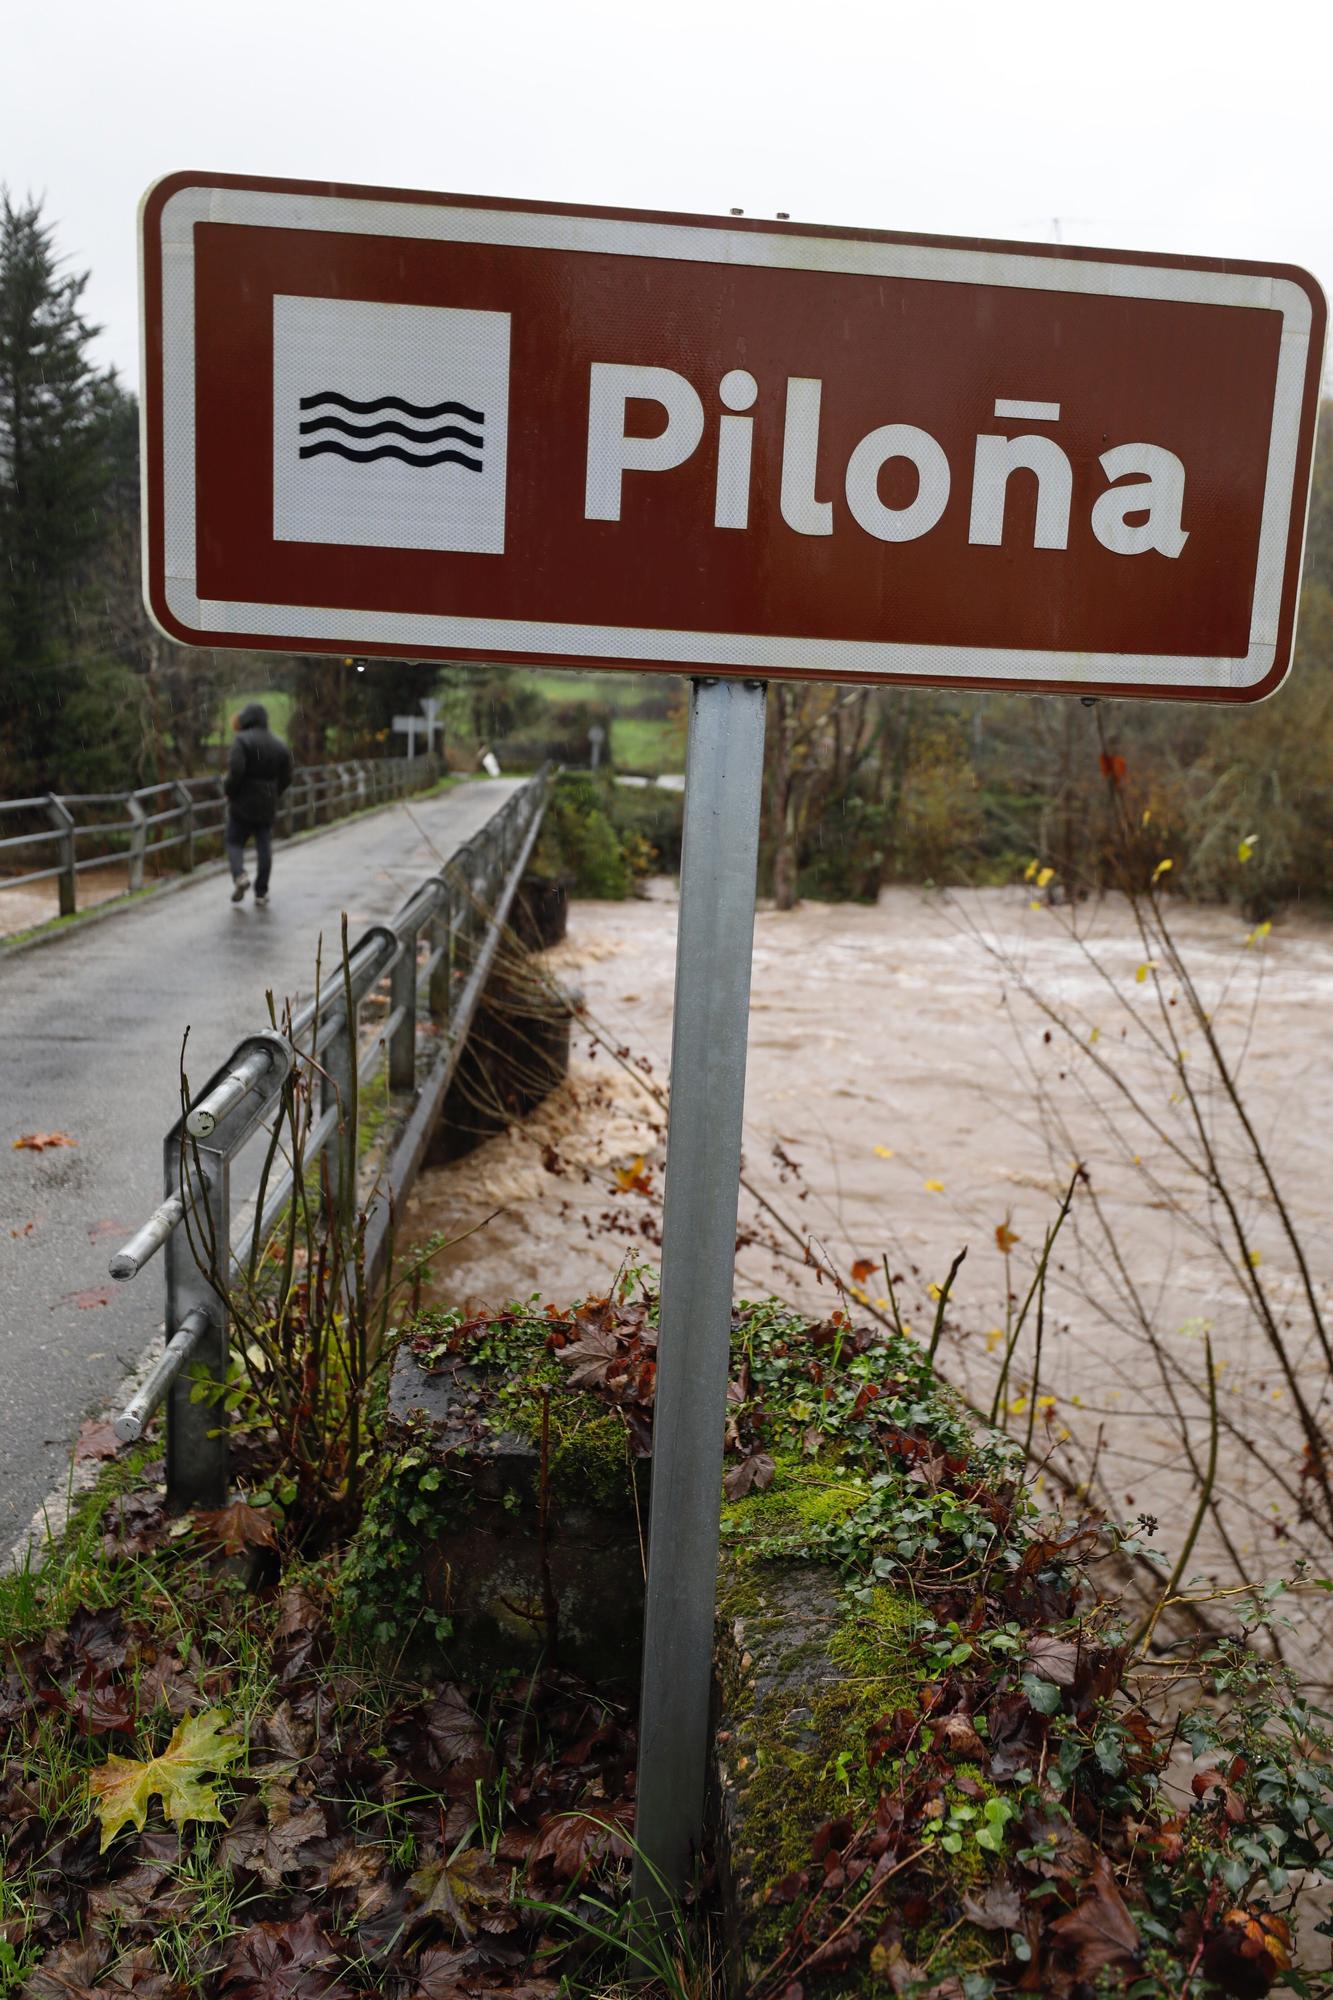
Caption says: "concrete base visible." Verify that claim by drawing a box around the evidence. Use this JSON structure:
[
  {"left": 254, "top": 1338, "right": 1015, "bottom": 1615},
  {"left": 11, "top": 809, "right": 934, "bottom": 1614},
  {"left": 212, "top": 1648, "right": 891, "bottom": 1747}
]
[{"left": 385, "top": 1344, "right": 645, "bottom": 1684}]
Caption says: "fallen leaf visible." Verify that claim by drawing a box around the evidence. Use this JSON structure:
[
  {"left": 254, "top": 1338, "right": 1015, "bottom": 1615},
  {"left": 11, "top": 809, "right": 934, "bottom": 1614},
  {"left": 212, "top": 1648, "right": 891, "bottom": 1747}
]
[
  {"left": 961, "top": 1877, "right": 1024, "bottom": 1931},
  {"left": 1023, "top": 1633, "right": 1081, "bottom": 1686},
  {"left": 932, "top": 1711, "right": 985, "bottom": 1760},
  {"left": 194, "top": 1499, "right": 279, "bottom": 1557},
  {"left": 850, "top": 1257, "right": 876, "bottom": 1283},
  {"left": 1049, "top": 1853, "right": 1139, "bottom": 1976},
  {"left": 530, "top": 1802, "right": 635, "bottom": 1880},
  {"left": 88, "top": 1708, "right": 244, "bottom": 1850},
  {"left": 219, "top": 1913, "right": 352, "bottom": 2000},
  {"left": 994, "top": 1222, "right": 1019, "bottom": 1254},
  {"left": 13, "top": 1131, "right": 77, "bottom": 1151},
  {"left": 422, "top": 1685, "right": 489, "bottom": 1769},
  {"left": 56, "top": 1286, "right": 112, "bottom": 1311},
  {"left": 74, "top": 1416, "right": 121, "bottom": 1463},
  {"left": 924, "top": 1179, "right": 945, "bottom": 1194},
  {"left": 724, "top": 1451, "right": 776, "bottom": 1500},
  {"left": 407, "top": 1847, "right": 513, "bottom": 1939},
  {"left": 18, "top": 1940, "right": 104, "bottom": 1998}
]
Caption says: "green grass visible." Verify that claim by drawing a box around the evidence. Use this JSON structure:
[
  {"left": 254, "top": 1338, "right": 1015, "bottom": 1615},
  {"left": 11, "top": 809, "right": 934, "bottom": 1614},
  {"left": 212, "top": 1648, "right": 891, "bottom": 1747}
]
[
  {"left": 209, "top": 687, "right": 296, "bottom": 746},
  {"left": 609, "top": 715, "right": 685, "bottom": 773},
  {"left": 517, "top": 669, "right": 661, "bottom": 714}
]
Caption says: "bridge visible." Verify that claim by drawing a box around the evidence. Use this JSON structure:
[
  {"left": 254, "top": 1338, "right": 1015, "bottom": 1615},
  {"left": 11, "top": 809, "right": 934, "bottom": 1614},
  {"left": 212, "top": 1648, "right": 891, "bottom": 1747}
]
[{"left": 0, "top": 774, "right": 545, "bottom": 1551}]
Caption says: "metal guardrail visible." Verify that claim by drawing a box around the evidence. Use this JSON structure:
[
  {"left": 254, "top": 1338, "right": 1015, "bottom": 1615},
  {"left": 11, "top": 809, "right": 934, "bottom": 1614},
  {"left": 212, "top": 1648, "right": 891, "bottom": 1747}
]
[
  {"left": 106, "top": 768, "right": 552, "bottom": 1507},
  {"left": 0, "top": 754, "right": 445, "bottom": 917}
]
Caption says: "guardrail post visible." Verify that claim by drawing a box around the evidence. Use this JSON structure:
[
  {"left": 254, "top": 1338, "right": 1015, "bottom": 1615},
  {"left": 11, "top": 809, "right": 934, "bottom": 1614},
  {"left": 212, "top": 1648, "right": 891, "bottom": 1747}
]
[
  {"left": 174, "top": 782, "right": 196, "bottom": 872},
  {"left": 428, "top": 887, "right": 453, "bottom": 1023},
  {"left": 127, "top": 795, "right": 148, "bottom": 891},
  {"left": 164, "top": 1132, "right": 230, "bottom": 1509},
  {"left": 45, "top": 795, "right": 76, "bottom": 916},
  {"left": 322, "top": 994, "right": 357, "bottom": 1208},
  {"left": 389, "top": 923, "right": 418, "bottom": 1092}
]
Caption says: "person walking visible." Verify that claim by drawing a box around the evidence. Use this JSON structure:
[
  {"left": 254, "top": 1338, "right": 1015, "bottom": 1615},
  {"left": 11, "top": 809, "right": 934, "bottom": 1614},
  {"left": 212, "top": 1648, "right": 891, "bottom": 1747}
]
[{"left": 224, "top": 702, "right": 293, "bottom": 907}]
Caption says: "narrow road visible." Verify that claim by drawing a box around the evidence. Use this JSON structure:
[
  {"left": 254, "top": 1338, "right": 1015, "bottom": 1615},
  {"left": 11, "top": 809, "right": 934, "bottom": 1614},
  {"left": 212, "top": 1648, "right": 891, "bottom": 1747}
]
[{"left": 0, "top": 779, "right": 519, "bottom": 1550}]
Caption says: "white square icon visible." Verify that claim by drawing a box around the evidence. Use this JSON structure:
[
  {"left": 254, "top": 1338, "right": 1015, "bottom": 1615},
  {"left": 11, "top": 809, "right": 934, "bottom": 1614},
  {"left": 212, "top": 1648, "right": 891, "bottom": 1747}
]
[{"left": 272, "top": 295, "right": 511, "bottom": 555}]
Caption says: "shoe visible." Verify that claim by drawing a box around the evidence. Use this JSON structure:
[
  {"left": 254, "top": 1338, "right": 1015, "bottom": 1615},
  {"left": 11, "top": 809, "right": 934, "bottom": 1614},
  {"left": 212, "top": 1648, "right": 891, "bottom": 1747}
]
[
  {"left": 255, "top": 892, "right": 269, "bottom": 907},
  {"left": 231, "top": 876, "right": 249, "bottom": 903}
]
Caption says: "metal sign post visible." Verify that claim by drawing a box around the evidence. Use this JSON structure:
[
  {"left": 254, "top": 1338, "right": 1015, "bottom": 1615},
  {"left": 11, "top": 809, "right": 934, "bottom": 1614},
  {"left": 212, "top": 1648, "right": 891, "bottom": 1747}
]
[{"left": 632, "top": 676, "right": 767, "bottom": 1907}]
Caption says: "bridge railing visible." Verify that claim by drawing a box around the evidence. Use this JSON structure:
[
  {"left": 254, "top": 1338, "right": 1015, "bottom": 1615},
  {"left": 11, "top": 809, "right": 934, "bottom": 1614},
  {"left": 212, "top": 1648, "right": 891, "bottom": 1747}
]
[
  {"left": 105, "top": 767, "right": 553, "bottom": 1508},
  {"left": 0, "top": 754, "right": 445, "bottom": 919}
]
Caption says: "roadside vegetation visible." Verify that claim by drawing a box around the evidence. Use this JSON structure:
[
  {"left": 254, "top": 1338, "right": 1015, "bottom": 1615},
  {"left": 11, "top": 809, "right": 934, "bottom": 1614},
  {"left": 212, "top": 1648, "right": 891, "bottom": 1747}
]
[{"left": 6, "top": 1254, "right": 1333, "bottom": 1997}]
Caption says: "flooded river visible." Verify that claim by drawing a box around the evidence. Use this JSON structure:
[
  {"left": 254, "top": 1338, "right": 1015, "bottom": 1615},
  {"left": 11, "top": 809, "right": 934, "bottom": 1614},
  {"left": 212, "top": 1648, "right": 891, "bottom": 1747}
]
[{"left": 404, "top": 881, "right": 1333, "bottom": 1650}]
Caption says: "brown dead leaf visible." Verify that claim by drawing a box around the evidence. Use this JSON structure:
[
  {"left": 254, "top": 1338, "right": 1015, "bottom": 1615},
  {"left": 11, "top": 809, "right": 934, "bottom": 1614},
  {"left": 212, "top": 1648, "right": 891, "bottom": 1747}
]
[
  {"left": 73, "top": 1416, "right": 121, "bottom": 1463},
  {"left": 530, "top": 1802, "right": 635, "bottom": 1881},
  {"left": 724, "top": 1451, "right": 776, "bottom": 1500},
  {"left": 14, "top": 1131, "right": 77, "bottom": 1151},
  {"left": 932, "top": 1711, "right": 986, "bottom": 1760},
  {"left": 194, "top": 1500, "right": 279, "bottom": 1557},
  {"left": 19, "top": 1939, "right": 104, "bottom": 1997},
  {"left": 850, "top": 1257, "right": 877, "bottom": 1283},
  {"left": 219, "top": 1912, "right": 352, "bottom": 1999},
  {"left": 961, "top": 1877, "right": 1024, "bottom": 1931},
  {"left": 1049, "top": 1854, "right": 1139, "bottom": 1976}
]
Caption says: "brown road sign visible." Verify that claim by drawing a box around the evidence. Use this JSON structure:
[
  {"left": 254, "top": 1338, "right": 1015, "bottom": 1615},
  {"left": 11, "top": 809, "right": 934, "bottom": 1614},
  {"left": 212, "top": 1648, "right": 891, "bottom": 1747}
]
[{"left": 141, "top": 172, "right": 1325, "bottom": 702}]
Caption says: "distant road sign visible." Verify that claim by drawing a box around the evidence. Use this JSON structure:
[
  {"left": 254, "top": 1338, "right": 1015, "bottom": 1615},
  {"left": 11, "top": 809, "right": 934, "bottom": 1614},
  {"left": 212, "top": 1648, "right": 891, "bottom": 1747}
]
[{"left": 141, "top": 173, "right": 1325, "bottom": 703}]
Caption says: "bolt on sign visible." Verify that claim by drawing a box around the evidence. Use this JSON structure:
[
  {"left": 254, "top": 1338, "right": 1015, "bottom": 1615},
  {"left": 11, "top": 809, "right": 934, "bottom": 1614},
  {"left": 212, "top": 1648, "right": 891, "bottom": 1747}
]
[{"left": 141, "top": 174, "right": 1324, "bottom": 703}]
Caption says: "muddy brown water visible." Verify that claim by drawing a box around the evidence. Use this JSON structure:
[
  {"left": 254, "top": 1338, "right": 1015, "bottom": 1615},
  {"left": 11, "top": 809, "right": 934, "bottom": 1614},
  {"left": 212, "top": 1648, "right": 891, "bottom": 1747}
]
[{"left": 403, "top": 882, "right": 1333, "bottom": 1662}]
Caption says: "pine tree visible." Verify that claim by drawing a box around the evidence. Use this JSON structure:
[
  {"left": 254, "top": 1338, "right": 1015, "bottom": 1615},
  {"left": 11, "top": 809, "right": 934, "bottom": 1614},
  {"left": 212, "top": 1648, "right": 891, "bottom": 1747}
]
[{"left": 0, "top": 190, "right": 119, "bottom": 789}]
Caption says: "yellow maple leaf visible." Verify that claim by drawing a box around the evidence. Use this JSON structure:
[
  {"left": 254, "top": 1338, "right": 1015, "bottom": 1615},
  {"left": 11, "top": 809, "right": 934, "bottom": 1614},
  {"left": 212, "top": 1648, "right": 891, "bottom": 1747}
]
[
  {"left": 985, "top": 1327, "right": 1004, "bottom": 1353},
  {"left": 615, "top": 1156, "right": 647, "bottom": 1191},
  {"left": 873, "top": 1144, "right": 894, "bottom": 1159},
  {"left": 88, "top": 1710, "right": 243, "bottom": 1852},
  {"left": 1248, "top": 1249, "right": 1262, "bottom": 1268},
  {"left": 1024, "top": 859, "right": 1039, "bottom": 882},
  {"left": 924, "top": 1179, "right": 945, "bottom": 1193},
  {"left": 1151, "top": 858, "right": 1173, "bottom": 883},
  {"left": 1036, "top": 866, "right": 1055, "bottom": 889},
  {"left": 1008, "top": 1395, "right": 1029, "bottom": 1417},
  {"left": 1237, "top": 835, "right": 1257, "bottom": 863}
]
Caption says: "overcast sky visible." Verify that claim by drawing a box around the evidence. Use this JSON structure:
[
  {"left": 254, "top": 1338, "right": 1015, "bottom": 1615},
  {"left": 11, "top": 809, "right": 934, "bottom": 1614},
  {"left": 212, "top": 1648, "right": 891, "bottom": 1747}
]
[{"left": 5, "top": 0, "right": 1331, "bottom": 392}]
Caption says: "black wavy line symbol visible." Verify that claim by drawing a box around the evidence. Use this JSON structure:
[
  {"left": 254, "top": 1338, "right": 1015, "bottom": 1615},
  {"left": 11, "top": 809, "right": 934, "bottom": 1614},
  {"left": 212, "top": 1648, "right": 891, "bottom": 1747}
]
[
  {"left": 298, "top": 441, "right": 484, "bottom": 471},
  {"left": 299, "top": 391, "right": 485, "bottom": 425},
  {"left": 299, "top": 414, "right": 484, "bottom": 450}
]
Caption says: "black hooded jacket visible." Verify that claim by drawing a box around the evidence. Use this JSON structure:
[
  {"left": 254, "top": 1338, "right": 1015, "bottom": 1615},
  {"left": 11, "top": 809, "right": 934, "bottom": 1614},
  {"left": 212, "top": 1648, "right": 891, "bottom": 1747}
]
[{"left": 225, "top": 703, "right": 293, "bottom": 827}]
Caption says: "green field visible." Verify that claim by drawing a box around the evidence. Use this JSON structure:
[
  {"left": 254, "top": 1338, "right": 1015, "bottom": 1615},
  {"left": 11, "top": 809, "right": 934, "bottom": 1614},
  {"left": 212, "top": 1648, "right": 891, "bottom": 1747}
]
[
  {"left": 517, "top": 668, "right": 668, "bottom": 713},
  {"left": 608, "top": 714, "right": 686, "bottom": 772},
  {"left": 209, "top": 688, "right": 295, "bottom": 745}
]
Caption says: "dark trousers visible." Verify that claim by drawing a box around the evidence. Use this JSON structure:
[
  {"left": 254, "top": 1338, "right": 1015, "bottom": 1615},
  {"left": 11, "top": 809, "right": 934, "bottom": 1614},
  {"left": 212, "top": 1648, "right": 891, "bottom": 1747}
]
[{"left": 225, "top": 814, "right": 273, "bottom": 894}]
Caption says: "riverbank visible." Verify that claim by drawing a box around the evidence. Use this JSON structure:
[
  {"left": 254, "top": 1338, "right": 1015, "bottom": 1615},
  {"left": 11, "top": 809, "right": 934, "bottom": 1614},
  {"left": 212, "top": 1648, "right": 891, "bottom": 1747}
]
[{"left": 404, "top": 881, "right": 1333, "bottom": 1661}]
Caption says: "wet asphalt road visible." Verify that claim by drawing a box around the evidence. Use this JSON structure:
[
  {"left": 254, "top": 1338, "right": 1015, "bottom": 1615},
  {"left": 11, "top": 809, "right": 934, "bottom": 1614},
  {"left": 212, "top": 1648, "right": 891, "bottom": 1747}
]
[{"left": 0, "top": 779, "right": 518, "bottom": 1551}]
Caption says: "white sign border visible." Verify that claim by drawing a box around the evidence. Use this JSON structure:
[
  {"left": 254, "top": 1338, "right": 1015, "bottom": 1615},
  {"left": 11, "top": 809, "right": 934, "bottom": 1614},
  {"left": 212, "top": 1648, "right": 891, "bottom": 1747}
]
[{"left": 144, "top": 181, "right": 1320, "bottom": 695}]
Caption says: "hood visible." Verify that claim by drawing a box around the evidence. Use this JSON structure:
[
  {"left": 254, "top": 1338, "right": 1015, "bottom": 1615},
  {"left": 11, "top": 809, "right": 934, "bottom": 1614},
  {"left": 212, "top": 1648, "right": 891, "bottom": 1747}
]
[{"left": 237, "top": 702, "right": 269, "bottom": 730}]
